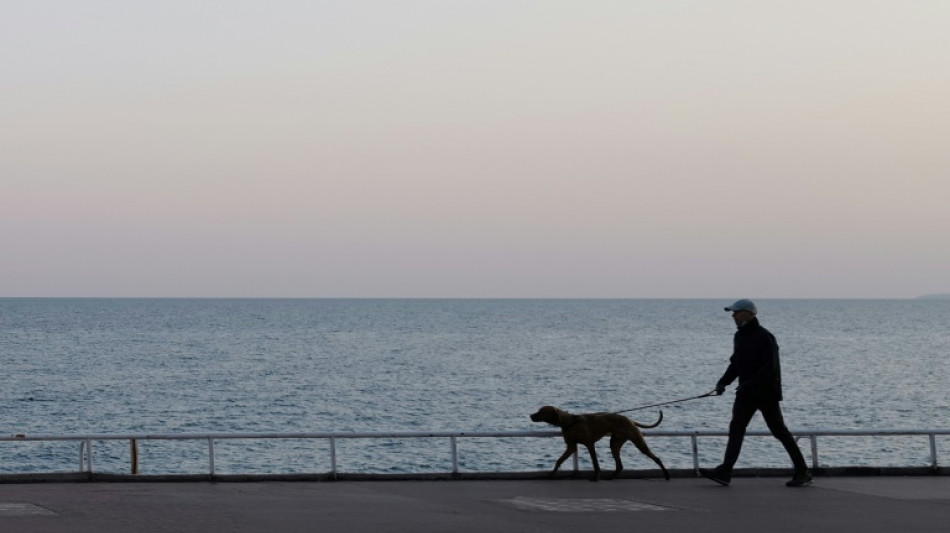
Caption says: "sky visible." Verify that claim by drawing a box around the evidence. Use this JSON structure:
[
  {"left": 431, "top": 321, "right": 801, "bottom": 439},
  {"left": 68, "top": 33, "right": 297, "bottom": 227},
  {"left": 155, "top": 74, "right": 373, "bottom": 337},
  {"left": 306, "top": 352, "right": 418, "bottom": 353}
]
[{"left": 2, "top": 1, "right": 948, "bottom": 299}]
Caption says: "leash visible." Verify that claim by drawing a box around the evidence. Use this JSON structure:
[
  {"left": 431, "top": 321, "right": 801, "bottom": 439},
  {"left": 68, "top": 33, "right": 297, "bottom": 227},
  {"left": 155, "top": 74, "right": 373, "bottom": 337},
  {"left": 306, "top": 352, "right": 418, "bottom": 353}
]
[{"left": 612, "top": 390, "right": 718, "bottom": 414}]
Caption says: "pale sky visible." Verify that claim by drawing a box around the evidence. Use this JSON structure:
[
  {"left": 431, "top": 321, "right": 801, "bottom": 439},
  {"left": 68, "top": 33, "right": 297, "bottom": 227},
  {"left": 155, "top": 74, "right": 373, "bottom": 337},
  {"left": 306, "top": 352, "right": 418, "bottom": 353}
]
[{"left": 2, "top": 1, "right": 948, "bottom": 298}]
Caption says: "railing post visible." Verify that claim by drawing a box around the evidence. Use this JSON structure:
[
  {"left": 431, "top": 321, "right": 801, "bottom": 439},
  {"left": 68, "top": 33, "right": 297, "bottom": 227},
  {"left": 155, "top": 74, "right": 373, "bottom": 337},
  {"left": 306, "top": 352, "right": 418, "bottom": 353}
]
[
  {"left": 208, "top": 438, "right": 215, "bottom": 477},
  {"left": 86, "top": 438, "right": 94, "bottom": 474},
  {"left": 330, "top": 437, "right": 337, "bottom": 478},
  {"left": 450, "top": 436, "right": 459, "bottom": 474},
  {"left": 810, "top": 435, "right": 819, "bottom": 470},
  {"left": 79, "top": 441, "right": 86, "bottom": 472},
  {"left": 691, "top": 433, "right": 700, "bottom": 474},
  {"left": 131, "top": 439, "right": 139, "bottom": 475},
  {"left": 929, "top": 434, "right": 938, "bottom": 468}
]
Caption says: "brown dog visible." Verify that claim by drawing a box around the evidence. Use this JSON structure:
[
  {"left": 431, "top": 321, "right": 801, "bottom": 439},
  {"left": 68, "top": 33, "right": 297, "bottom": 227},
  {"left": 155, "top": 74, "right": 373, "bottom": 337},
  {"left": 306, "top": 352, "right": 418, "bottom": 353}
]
[{"left": 530, "top": 406, "right": 670, "bottom": 481}]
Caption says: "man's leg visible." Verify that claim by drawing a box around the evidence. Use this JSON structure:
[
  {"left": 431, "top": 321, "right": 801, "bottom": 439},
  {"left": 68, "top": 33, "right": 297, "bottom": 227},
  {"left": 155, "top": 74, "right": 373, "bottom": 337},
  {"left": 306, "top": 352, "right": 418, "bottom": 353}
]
[
  {"left": 759, "top": 400, "right": 808, "bottom": 473},
  {"left": 721, "top": 397, "right": 759, "bottom": 471}
]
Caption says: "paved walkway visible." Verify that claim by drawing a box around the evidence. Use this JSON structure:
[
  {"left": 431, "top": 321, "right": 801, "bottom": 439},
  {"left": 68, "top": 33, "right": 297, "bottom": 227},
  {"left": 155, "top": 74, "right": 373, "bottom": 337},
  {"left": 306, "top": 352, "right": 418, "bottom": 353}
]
[{"left": 2, "top": 476, "right": 948, "bottom": 532}]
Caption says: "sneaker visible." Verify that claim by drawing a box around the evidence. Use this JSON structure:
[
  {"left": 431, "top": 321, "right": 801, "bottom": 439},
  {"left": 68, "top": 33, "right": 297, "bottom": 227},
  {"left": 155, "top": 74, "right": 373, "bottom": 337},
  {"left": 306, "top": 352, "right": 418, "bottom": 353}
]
[
  {"left": 786, "top": 472, "right": 813, "bottom": 487},
  {"left": 700, "top": 466, "right": 731, "bottom": 486}
]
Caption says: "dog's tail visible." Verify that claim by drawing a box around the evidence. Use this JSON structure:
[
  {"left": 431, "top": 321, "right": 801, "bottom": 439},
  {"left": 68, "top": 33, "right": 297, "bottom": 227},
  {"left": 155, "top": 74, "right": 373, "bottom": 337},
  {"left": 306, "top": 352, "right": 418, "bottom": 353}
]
[{"left": 635, "top": 410, "right": 663, "bottom": 429}]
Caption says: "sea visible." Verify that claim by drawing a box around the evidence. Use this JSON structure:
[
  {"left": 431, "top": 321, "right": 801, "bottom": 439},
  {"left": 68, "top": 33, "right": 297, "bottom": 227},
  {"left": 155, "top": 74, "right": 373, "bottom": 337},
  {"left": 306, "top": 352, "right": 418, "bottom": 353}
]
[{"left": 1, "top": 298, "right": 948, "bottom": 475}]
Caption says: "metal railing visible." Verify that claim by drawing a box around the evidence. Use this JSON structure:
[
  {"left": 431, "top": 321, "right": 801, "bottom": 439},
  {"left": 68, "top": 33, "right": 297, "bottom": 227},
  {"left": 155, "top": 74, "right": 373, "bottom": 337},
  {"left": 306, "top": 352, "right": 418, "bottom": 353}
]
[{"left": 2, "top": 428, "right": 947, "bottom": 477}]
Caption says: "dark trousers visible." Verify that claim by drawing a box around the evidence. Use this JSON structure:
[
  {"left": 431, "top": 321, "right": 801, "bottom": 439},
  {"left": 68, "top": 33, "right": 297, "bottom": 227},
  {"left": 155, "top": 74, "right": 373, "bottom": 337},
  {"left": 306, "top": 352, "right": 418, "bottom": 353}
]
[{"left": 722, "top": 395, "right": 809, "bottom": 473}]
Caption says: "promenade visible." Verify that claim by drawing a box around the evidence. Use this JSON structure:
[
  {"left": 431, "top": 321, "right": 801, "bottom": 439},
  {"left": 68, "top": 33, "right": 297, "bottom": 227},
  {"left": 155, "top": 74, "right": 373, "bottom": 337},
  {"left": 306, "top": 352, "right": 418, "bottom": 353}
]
[{"left": 2, "top": 475, "right": 948, "bottom": 532}]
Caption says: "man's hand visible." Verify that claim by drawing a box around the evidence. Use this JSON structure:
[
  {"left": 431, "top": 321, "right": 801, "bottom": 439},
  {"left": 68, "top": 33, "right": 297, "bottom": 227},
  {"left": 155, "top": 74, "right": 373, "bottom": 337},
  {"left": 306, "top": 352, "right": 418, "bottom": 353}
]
[{"left": 715, "top": 385, "right": 725, "bottom": 396}]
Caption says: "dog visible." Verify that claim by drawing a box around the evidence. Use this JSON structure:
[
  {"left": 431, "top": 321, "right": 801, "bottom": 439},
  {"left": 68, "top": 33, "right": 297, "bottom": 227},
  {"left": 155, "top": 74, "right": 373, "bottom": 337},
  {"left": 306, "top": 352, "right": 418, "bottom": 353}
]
[{"left": 530, "top": 406, "right": 670, "bottom": 481}]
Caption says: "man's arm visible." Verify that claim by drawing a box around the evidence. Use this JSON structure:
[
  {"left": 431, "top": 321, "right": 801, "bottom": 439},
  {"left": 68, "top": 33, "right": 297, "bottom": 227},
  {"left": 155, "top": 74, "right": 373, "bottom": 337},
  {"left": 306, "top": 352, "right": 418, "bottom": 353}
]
[{"left": 716, "top": 359, "right": 738, "bottom": 395}]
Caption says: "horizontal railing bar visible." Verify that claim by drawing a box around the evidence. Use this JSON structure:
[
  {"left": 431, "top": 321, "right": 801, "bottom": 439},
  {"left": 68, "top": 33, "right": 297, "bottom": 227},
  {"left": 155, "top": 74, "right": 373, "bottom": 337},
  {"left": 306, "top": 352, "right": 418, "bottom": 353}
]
[
  {"left": 3, "top": 428, "right": 949, "bottom": 442},
  {"left": 2, "top": 431, "right": 554, "bottom": 441}
]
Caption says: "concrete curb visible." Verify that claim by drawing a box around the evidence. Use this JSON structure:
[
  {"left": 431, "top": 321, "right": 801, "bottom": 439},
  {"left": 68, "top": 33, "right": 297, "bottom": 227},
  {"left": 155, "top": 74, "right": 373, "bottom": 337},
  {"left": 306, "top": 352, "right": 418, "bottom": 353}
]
[{"left": 0, "top": 466, "right": 946, "bottom": 484}]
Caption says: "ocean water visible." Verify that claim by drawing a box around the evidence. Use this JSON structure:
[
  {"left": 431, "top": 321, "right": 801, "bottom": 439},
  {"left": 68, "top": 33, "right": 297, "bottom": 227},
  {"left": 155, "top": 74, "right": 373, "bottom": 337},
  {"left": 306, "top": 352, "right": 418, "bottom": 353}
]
[{"left": 1, "top": 298, "right": 948, "bottom": 475}]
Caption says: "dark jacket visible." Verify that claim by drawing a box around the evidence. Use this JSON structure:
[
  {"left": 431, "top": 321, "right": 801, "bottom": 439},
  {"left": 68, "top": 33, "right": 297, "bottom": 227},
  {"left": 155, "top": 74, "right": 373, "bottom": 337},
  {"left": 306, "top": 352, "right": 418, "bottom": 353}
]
[{"left": 716, "top": 317, "right": 783, "bottom": 401}]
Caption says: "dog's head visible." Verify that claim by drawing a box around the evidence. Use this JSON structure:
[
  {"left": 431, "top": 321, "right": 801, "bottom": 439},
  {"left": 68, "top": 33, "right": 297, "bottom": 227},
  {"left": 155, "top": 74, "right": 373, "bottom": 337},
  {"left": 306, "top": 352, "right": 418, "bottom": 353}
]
[{"left": 530, "top": 406, "right": 570, "bottom": 427}]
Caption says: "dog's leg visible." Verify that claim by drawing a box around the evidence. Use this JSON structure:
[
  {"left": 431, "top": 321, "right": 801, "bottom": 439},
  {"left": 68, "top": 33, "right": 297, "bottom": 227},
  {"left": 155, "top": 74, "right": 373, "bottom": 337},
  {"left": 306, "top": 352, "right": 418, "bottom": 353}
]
[
  {"left": 606, "top": 434, "right": 626, "bottom": 480},
  {"left": 630, "top": 435, "right": 671, "bottom": 481},
  {"left": 551, "top": 443, "right": 577, "bottom": 478},
  {"left": 585, "top": 443, "right": 601, "bottom": 481}
]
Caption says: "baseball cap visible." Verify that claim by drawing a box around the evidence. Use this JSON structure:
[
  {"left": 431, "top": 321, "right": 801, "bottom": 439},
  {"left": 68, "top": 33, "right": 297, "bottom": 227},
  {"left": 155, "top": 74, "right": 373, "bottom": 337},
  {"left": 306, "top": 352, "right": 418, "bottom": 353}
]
[{"left": 724, "top": 299, "right": 757, "bottom": 314}]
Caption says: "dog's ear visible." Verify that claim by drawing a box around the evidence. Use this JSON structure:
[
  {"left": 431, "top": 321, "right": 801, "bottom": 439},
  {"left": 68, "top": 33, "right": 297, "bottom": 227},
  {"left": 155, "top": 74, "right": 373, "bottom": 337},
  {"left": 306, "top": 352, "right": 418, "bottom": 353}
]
[
  {"left": 553, "top": 408, "right": 570, "bottom": 426},
  {"left": 537, "top": 406, "right": 556, "bottom": 424}
]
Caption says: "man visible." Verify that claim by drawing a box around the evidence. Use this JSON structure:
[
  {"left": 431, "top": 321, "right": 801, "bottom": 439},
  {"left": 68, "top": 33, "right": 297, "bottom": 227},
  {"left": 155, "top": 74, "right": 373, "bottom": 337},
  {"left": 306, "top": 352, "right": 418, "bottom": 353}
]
[{"left": 701, "top": 299, "right": 812, "bottom": 487}]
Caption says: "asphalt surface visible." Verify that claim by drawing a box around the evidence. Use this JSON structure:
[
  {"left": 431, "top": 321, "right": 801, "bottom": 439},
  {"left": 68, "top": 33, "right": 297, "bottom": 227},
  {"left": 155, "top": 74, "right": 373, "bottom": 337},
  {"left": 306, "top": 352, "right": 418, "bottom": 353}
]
[{"left": 1, "top": 476, "right": 948, "bottom": 532}]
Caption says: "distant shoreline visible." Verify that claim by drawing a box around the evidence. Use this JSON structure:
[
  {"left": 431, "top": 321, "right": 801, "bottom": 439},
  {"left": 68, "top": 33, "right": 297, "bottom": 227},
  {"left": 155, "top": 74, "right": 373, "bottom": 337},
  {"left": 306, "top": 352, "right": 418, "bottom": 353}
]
[{"left": 916, "top": 293, "right": 950, "bottom": 300}]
